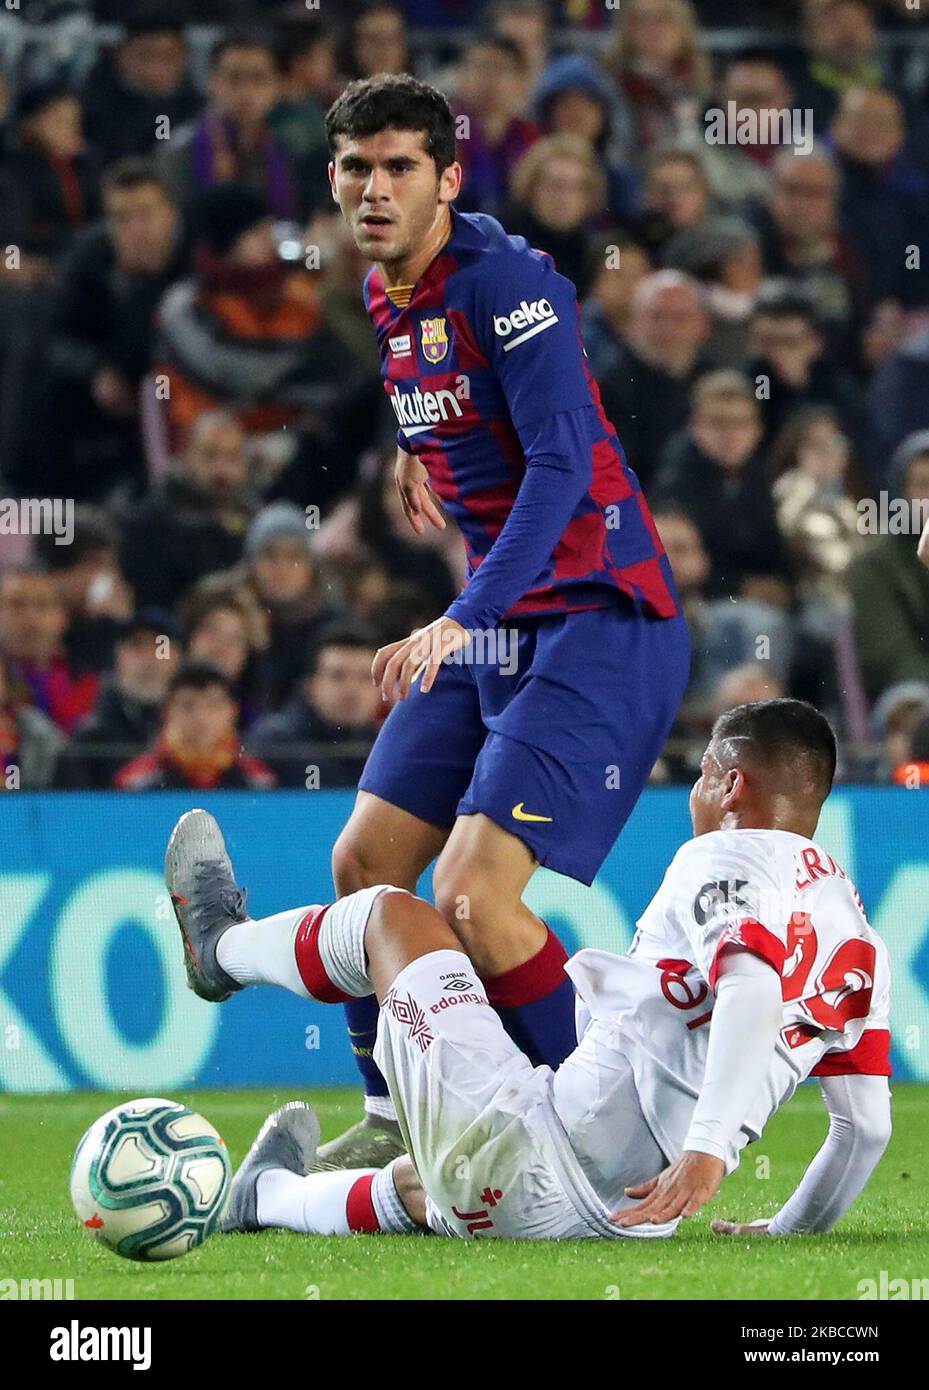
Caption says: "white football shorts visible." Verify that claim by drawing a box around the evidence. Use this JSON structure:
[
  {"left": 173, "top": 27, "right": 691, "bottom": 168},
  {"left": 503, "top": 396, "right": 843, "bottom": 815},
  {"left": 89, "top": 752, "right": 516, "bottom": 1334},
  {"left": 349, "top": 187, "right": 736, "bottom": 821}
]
[{"left": 373, "top": 949, "right": 674, "bottom": 1241}]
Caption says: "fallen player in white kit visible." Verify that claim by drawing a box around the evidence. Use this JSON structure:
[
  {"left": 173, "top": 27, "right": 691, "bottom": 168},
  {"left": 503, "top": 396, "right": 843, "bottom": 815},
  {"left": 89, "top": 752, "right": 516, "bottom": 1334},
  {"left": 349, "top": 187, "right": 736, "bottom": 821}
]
[{"left": 166, "top": 698, "right": 892, "bottom": 1240}]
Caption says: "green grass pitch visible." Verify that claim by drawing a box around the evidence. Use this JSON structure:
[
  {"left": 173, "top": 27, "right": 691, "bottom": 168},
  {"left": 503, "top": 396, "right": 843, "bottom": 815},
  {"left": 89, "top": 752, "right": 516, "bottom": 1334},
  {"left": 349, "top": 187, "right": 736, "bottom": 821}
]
[{"left": 1, "top": 1085, "right": 926, "bottom": 1301}]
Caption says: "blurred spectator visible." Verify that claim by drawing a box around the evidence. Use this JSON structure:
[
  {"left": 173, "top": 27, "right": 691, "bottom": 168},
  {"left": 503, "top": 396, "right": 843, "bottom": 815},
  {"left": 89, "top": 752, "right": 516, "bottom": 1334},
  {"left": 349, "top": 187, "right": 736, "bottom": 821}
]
[
  {"left": 248, "top": 621, "right": 380, "bottom": 787},
  {"left": 831, "top": 87, "right": 929, "bottom": 308},
  {"left": 58, "top": 607, "right": 177, "bottom": 789},
  {"left": 180, "top": 589, "right": 265, "bottom": 727},
  {"left": 337, "top": 2, "right": 411, "bottom": 82},
  {"left": 653, "top": 504, "right": 792, "bottom": 723},
  {"left": 243, "top": 502, "right": 340, "bottom": 708},
  {"left": 531, "top": 53, "right": 637, "bottom": 221},
  {"left": 0, "top": 79, "right": 99, "bottom": 275},
  {"left": 156, "top": 183, "right": 367, "bottom": 496},
  {"left": 770, "top": 406, "right": 863, "bottom": 718},
  {"left": 604, "top": 0, "right": 712, "bottom": 158},
  {"left": 359, "top": 578, "right": 443, "bottom": 645},
  {"left": 268, "top": 14, "right": 336, "bottom": 216},
  {"left": 752, "top": 148, "right": 868, "bottom": 357},
  {"left": 159, "top": 29, "right": 302, "bottom": 219},
  {"left": 504, "top": 134, "right": 608, "bottom": 293},
  {"left": 453, "top": 32, "right": 538, "bottom": 217},
  {"left": 789, "top": 0, "right": 886, "bottom": 130},
  {"left": 890, "top": 708, "right": 929, "bottom": 787},
  {"left": 0, "top": 567, "right": 99, "bottom": 733},
  {"left": 771, "top": 407, "right": 863, "bottom": 597},
  {"left": 115, "top": 661, "right": 276, "bottom": 789},
  {"left": 402, "top": 0, "right": 488, "bottom": 28},
  {"left": 273, "top": 10, "right": 339, "bottom": 108},
  {"left": 29, "top": 159, "right": 188, "bottom": 501},
  {"left": 580, "top": 231, "right": 652, "bottom": 381},
  {"left": 80, "top": 5, "right": 201, "bottom": 166},
  {"left": 631, "top": 145, "right": 713, "bottom": 259},
  {"left": 35, "top": 505, "right": 133, "bottom": 674},
  {"left": 0, "top": 650, "right": 64, "bottom": 789},
  {"left": 313, "top": 451, "right": 465, "bottom": 613},
  {"left": 872, "top": 681, "right": 929, "bottom": 783},
  {"left": 597, "top": 270, "right": 709, "bottom": 486},
  {"left": 653, "top": 369, "right": 789, "bottom": 601},
  {"left": 710, "top": 661, "right": 786, "bottom": 718},
  {"left": 746, "top": 282, "right": 860, "bottom": 443},
  {"left": 490, "top": 0, "right": 552, "bottom": 95},
  {"left": 118, "top": 409, "right": 256, "bottom": 610},
  {"left": 701, "top": 53, "right": 796, "bottom": 209},
  {"left": 662, "top": 215, "right": 763, "bottom": 366},
  {"left": 302, "top": 212, "right": 381, "bottom": 376},
  {"left": 849, "top": 433, "right": 929, "bottom": 699},
  {"left": 864, "top": 324, "right": 929, "bottom": 474}
]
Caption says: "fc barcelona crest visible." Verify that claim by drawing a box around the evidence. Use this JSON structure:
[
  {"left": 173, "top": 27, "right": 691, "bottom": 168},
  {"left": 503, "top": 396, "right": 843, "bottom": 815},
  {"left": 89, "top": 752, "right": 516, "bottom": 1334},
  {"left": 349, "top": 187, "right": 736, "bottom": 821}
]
[{"left": 420, "top": 317, "right": 450, "bottom": 364}]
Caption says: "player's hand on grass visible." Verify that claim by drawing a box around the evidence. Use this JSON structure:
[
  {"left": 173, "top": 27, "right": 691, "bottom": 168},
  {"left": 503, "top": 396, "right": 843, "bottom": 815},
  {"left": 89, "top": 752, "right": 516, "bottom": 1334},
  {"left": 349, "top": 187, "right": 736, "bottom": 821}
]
[
  {"left": 612, "top": 1150, "right": 726, "bottom": 1228},
  {"left": 395, "top": 447, "right": 446, "bottom": 536},
  {"left": 711, "top": 1219, "right": 771, "bottom": 1237},
  {"left": 373, "top": 617, "right": 471, "bottom": 703}
]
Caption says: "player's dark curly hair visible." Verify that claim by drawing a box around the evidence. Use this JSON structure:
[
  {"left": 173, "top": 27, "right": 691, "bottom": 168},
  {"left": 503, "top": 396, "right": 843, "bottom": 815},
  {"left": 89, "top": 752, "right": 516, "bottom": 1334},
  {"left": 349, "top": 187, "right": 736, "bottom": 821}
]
[
  {"left": 713, "top": 698, "right": 837, "bottom": 799},
  {"left": 325, "top": 74, "right": 457, "bottom": 174}
]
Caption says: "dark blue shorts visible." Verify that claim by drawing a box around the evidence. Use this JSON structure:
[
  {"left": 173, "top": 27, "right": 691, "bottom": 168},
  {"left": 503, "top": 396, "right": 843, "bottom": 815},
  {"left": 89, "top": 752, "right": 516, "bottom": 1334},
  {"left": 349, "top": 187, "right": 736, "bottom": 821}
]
[{"left": 359, "top": 604, "right": 691, "bottom": 884}]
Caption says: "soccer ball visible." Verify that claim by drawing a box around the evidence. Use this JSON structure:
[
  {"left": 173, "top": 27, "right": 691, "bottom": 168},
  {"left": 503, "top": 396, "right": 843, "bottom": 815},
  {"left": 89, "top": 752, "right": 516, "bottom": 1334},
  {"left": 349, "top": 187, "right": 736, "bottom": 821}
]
[{"left": 70, "top": 1097, "right": 232, "bottom": 1261}]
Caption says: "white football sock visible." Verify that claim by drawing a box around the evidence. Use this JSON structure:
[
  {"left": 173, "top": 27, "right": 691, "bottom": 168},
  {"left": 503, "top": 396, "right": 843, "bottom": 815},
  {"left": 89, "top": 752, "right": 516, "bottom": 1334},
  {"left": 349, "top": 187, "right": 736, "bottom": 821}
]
[
  {"left": 371, "top": 1160, "right": 420, "bottom": 1233},
  {"left": 317, "top": 885, "right": 404, "bottom": 998},
  {"left": 216, "top": 908, "right": 311, "bottom": 997},
  {"left": 216, "top": 885, "right": 405, "bottom": 999},
  {"left": 255, "top": 1159, "right": 418, "bottom": 1235},
  {"left": 364, "top": 1094, "right": 398, "bottom": 1124}
]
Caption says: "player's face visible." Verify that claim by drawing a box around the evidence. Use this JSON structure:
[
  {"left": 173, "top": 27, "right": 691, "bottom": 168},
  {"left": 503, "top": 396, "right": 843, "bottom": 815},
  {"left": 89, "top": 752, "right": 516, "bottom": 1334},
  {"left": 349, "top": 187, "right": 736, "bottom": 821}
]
[
  {"left": 329, "top": 129, "right": 460, "bottom": 266},
  {"left": 690, "top": 742, "right": 740, "bottom": 836}
]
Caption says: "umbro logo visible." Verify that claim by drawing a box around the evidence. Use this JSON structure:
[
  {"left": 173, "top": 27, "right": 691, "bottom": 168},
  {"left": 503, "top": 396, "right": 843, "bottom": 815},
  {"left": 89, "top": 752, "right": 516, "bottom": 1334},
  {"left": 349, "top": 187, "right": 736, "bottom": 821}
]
[
  {"left": 493, "top": 298, "right": 558, "bottom": 351},
  {"left": 442, "top": 976, "right": 474, "bottom": 991}
]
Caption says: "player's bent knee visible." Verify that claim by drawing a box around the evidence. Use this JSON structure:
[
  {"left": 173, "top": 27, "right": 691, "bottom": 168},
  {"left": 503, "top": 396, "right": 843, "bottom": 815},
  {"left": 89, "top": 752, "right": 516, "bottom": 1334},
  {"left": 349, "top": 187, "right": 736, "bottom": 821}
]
[
  {"left": 432, "top": 859, "right": 490, "bottom": 929},
  {"left": 331, "top": 827, "right": 381, "bottom": 895}
]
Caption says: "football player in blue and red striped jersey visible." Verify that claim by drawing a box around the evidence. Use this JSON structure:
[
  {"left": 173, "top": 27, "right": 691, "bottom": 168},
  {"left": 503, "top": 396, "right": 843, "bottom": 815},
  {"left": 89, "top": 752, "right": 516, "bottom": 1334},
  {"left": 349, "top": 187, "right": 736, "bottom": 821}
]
[{"left": 312, "top": 75, "right": 691, "bottom": 1166}]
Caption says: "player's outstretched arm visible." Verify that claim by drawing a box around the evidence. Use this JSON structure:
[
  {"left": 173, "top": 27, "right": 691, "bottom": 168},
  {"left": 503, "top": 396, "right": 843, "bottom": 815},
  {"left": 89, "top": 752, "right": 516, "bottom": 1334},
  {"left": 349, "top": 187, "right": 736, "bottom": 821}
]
[
  {"left": 614, "top": 948, "right": 783, "bottom": 1228},
  {"left": 713, "top": 1072, "right": 892, "bottom": 1237}
]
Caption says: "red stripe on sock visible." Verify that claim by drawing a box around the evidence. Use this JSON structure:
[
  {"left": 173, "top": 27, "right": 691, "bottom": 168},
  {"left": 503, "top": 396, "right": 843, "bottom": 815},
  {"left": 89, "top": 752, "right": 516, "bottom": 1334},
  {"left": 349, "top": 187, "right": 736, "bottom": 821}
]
[
  {"left": 346, "top": 1173, "right": 380, "bottom": 1233},
  {"left": 484, "top": 926, "right": 569, "bottom": 1008},
  {"left": 293, "top": 905, "right": 352, "bottom": 1003}
]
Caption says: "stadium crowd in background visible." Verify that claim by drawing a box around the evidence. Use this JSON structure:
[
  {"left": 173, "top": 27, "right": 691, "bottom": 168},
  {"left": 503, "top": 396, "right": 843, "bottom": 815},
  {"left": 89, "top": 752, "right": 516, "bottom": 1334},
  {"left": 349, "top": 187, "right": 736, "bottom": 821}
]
[{"left": 1, "top": 0, "right": 929, "bottom": 790}]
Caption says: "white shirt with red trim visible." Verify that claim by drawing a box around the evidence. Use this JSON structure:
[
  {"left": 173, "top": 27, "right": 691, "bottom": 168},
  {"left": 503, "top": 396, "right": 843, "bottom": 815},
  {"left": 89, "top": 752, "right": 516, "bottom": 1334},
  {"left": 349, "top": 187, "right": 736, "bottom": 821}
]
[{"left": 565, "top": 828, "right": 891, "bottom": 1176}]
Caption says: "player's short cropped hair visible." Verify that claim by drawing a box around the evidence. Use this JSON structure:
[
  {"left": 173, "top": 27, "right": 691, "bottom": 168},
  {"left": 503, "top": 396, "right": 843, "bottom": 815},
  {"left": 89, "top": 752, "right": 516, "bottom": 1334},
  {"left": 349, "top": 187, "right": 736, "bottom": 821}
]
[
  {"left": 713, "top": 698, "right": 837, "bottom": 801},
  {"left": 325, "top": 74, "right": 457, "bottom": 174}
]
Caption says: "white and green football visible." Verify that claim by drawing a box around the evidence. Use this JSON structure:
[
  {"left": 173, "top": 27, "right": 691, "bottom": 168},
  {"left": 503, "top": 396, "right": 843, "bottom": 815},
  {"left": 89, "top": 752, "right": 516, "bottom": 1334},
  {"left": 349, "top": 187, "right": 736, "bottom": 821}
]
[{"left": 70, "top": 1097, "right": 232, "bottom": 1262}]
